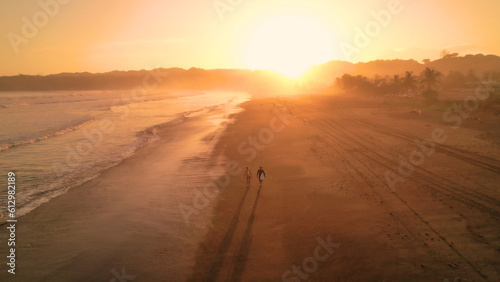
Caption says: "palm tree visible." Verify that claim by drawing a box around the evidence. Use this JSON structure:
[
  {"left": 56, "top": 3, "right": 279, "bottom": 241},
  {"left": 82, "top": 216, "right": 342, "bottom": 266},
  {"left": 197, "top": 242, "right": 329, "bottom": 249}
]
[
  {"left": 402, "top": 71, "right": 417, "bottom": 95},
  {"left": 420, "top": 67, "right": 442, "bottom": 101},
  {"left": 392, "top": 74, "right": 401, "bottom": 94}
]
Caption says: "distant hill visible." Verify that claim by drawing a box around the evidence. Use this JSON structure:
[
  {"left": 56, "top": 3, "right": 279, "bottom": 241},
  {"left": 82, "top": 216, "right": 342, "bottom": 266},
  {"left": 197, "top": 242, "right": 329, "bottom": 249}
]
[
  {"left": 302, "top": 60, "right": 355, "bottom": 85},
  {"left": 302, "top": 54, "right": 500, "bottom": 85},
  {"left": 427, "top": 54, "right": 500, "bottom": 76},
  {"left": 1, "top": 54, "right": 499, "bottom": 93},
  {"left": 0, "top": 68, "right": 296, "bottom": 97},
  {"left": 353, "top": 59, "right": 423, "bottom": 77}
]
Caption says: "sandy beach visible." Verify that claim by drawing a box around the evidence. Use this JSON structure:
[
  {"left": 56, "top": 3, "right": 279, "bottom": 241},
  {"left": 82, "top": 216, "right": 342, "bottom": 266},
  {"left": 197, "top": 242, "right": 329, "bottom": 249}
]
[
  {"left": 1, "top": 95, "right": 499, "bottom": 281},
  {"left": 189, "top": 95, "right": 500, "bottom": 281}
]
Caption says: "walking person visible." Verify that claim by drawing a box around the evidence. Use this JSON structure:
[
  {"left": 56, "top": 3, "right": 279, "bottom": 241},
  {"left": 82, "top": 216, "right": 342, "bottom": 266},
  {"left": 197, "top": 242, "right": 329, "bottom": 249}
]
[
  {"left": 257, "top": 166, "right": 266, "bottom": 188},
  {"left": 244, "top": 167, "right": 252, "bottom": 187}
]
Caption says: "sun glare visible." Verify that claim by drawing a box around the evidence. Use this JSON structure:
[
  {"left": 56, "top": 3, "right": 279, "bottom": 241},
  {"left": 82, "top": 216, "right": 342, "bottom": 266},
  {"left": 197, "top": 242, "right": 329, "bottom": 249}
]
[{"left": 244, "top": 13, "right": 336, "bottom": 78}]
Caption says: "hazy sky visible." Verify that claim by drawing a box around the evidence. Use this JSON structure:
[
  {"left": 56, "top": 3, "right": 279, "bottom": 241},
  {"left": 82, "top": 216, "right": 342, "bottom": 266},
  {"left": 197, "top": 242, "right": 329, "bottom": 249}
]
[{"left": 1, "top": 0, "right": 499, "bottom": 76}]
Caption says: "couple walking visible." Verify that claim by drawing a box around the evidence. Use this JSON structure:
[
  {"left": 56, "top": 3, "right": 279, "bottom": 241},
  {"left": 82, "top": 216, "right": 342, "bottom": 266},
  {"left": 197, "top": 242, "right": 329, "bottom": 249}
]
[{"left": 244, "top": 166, "right": 266, "bottom": 188}]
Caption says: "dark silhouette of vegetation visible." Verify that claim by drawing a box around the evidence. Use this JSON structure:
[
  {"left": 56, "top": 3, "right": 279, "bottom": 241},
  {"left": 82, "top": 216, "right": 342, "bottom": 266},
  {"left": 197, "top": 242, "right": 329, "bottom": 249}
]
[
  {"left": 420, "top": 67, "right": 442, "bottom": 101},
  {"left": 334, "top": 67, "right": 444, "bottom": 99},
  {"left": 334, "top": 74, "right": 376, "bottom": 94},
  {"left": 308, "top": 54, "right": 500, "bottom": 86},
  {"left": 442, "top": 71, "right": 465, "bottom": 89},
  {"left": 2, "top": 54, "right": 499, "bottom": 102},
  {"left": 391, "top": 75, "right": 402, "bottom": 94},
  {"left": 440, "top": 49, "right": 459, "bottom": 59},
  {"left": 0, "top": 68, "right": 295, "bottom": 97},
  {"left": 329, "top": 55, "right": 500, "bottom": 107},
  {"left": 402, "top": 71, "right": 417, "bottom": 94},
  {"left": 465, "top": 69, "right": 477, "bottom": 84}
]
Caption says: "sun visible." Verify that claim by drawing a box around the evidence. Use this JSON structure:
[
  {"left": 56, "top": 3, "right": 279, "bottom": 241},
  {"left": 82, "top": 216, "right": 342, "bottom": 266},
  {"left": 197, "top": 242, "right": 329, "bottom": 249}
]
[{"left": 244, "top": 13, "right": 336, "bottom": 78}]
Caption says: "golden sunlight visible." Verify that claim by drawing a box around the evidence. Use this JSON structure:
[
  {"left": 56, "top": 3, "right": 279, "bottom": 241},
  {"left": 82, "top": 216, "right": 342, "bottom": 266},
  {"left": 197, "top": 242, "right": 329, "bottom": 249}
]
[{"left": 244, "top": 13, "right": 336, "bottom": 78}]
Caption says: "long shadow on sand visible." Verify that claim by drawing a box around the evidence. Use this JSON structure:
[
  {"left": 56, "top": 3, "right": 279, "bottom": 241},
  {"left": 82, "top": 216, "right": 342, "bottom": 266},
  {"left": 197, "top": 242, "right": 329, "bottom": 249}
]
[
  {"left": 229, "top": 188, "right": 261, "bottom": 281},
  {"left": 206, "top": 187, "right": 250, "bottom": 281}
]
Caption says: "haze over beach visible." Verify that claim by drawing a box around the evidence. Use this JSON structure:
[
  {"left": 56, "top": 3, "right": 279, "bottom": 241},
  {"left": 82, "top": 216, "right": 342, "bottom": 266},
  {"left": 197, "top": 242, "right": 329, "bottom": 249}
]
[{"left": 1, "top": 0, "right": 500, "bottom": 281}]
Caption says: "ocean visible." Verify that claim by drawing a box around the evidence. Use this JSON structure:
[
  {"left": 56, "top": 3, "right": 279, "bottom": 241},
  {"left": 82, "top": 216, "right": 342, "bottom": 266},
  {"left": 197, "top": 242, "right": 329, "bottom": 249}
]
[{"left": 0, "top": 89, "right": 250, "bottom": 223}]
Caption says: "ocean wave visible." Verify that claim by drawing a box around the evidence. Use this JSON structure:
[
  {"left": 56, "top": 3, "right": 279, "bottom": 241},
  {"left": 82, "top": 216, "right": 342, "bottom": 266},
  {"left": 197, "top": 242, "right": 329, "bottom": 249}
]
[
  {"left": 136, "top": 107, "right": 217, "bottom": 137},
  {"left": 0, "top": 90, "right": 250, "bottom": 224},
  {"left": 0, "top": 139, "right": 148, "bottom": 223},
  {"left": 137, "top": 115, "right": 189, "bottom": 137},
  {"left": 0, "top": 97, "right": 107, "bottom": 107},
  {"left": 0, "top": 102, "right": 30, "bottom": 108},
  {"left": 0, "top": 91, "right": 118, "bottom": 108},
  {"left": 0, "top": 118, "right": 96, "bottom": 153},
  {"left": 0, "top": 127, "right": 164, "bottom": 224},
  {"left": 108, "top": 96, "right": 176, "bottom": 112}
]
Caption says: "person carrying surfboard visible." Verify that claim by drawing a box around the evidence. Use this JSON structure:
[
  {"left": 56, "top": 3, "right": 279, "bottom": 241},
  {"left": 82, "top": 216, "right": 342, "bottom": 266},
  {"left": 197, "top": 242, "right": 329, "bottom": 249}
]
[
  {"left": 257, "top": 166, "right": 266, "bottom": 188},
  {"left": 244, "top": 167, "right": 252, "bottom": 187}
]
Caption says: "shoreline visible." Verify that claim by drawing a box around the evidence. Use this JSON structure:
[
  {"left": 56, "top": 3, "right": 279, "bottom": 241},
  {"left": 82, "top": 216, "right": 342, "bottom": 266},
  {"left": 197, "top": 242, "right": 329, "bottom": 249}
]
[
  {"left": 0, "top": 108, "right": 213, "bottom": 227},
  {"left": 0, "top": 104, "right": 242, "bottom": 281},
  {"left": 1, "top": 95, "right": 499, "bottom": 281},
  {"left": 0, "top": 90, "right": 250, "bottom": 224}
]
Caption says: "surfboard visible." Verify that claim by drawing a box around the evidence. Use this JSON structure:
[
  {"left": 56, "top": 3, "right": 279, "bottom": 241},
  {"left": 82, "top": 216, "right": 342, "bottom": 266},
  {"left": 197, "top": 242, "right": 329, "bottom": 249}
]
[{"left": 259, "top": 173, "right": 266, "bottom": 181}]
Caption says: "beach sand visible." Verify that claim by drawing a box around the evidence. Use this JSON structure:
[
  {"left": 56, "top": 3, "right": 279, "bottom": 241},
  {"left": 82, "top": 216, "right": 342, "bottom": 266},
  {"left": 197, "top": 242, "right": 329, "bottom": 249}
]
[
  {"left": 0, "top": 106, "right": 234, "bottom": 281},
  {"left": 1, "top": 95, "right": 499, "bottom": 281},
  {"left": 189, "top": 95, "right": 500, "bottom": 281}
]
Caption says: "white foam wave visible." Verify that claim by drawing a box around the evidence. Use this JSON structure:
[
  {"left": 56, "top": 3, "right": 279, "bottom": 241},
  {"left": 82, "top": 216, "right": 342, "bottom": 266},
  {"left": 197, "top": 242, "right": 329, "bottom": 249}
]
[{"left": 0, "top": 118, "right": 96, "bottom": 152}]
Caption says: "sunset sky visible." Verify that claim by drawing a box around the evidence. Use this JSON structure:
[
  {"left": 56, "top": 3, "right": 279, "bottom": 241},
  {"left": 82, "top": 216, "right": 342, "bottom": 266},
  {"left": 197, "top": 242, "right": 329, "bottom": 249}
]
[{"left": 1, "top": 0, "right": 499, "bottom": 77}]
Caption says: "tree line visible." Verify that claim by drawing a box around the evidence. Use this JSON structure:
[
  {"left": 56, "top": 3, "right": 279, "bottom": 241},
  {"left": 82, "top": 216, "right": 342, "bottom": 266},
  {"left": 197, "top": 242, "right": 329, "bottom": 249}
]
[{"left": 334, "top": 68, "right": 500, "bottom": 101}]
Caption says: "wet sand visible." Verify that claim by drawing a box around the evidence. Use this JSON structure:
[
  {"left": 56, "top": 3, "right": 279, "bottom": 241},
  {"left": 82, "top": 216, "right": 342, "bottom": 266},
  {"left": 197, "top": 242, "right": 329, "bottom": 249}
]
[
  {"left": 0, "top": 106, "right": 234, "bottom": 281},
  {"left": 1, "top": 95, "right": 499, "bottom": 281}
]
